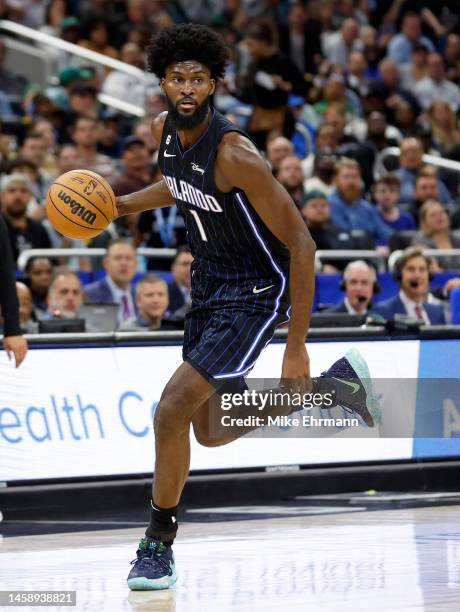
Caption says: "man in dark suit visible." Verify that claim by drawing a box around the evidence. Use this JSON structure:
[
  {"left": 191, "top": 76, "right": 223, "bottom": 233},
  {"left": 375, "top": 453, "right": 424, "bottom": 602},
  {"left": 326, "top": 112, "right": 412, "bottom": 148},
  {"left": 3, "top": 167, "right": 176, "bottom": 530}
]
[
  {"left": 84, "top": 238, "right": 137, "bottom": 325},
  {"left": 167, "top": 246, "right": 193, "bottom": 315},
  {"left": 327, "top": 260, "right": 378, "bottom": 315},
  {"left": 375, "top": 247, "right": 445, "bottom": 325}
]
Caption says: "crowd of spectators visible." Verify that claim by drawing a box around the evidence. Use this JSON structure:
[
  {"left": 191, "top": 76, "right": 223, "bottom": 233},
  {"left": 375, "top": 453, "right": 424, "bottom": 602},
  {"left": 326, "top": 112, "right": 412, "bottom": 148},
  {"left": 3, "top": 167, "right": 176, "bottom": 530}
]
[{"left": 1, "top": 0, "right": 460, "bottom": 329}]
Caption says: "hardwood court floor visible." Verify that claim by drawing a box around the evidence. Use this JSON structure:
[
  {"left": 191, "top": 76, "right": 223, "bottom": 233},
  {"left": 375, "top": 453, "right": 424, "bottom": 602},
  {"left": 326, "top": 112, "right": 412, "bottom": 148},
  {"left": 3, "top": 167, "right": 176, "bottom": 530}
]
[{"left": 2, "top": 505, "right": 460, "bottom": 612}]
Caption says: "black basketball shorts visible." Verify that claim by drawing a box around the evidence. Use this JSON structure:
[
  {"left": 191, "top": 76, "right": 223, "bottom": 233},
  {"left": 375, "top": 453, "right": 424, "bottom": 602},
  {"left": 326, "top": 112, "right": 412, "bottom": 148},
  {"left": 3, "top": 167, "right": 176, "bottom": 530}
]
[{"left": 183, "top": 271, "right": 291, "bottom": 394}]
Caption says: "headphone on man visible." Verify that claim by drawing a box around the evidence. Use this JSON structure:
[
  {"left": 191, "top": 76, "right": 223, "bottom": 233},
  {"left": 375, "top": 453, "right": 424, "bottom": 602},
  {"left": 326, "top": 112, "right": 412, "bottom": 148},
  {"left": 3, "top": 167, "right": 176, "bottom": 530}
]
[
  {"left": 393, "top": 247, "right": 434, "bottom": 284},
  {"left": 339, "top": 260, "right": 381, "bottom": 294}
]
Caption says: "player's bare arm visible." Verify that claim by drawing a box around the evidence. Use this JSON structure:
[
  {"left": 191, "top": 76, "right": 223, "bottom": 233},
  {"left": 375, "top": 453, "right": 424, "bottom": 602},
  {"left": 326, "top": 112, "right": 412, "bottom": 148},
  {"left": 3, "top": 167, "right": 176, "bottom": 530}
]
[
  {"left": 216, "top": 132, "right": 316, "bottom": 390},
  {"left": 116, "top": 113, "right": 175, "bottom": 217}
]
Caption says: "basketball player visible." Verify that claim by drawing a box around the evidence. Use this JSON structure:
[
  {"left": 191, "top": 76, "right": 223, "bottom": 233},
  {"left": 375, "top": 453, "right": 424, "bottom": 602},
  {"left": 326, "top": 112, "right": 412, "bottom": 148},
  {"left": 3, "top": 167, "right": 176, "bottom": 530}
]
[{"left": 116, "top": 24, "right": 376, "bottom": 590}]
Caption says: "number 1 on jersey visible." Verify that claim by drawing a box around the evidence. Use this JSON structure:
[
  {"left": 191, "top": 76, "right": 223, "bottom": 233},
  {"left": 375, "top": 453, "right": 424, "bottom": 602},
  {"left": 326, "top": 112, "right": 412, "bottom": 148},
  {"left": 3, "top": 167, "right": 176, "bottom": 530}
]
[{"left": 190, "top": 210, "right": 208, "bottom": 242}]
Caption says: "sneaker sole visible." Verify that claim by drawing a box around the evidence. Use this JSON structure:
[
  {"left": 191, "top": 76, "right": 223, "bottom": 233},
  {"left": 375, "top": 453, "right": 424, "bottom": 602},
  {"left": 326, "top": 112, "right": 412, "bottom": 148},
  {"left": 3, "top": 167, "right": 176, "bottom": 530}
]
[
  {"left": 127, "top": 569, "right": 177, "bottom": 591},
  {"left": 345, "top": 348, "right": 382, "bottom": 426}
]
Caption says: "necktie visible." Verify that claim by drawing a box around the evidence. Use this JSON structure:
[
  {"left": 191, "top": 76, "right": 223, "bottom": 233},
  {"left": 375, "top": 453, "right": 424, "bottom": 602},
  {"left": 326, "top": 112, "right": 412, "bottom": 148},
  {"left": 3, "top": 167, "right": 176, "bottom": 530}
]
[
  {"left": 414, "top": 304, "right": 424, "bottom": 321},
  {"left": 121, "top": 294, "right": 131, "bottom": 320}
]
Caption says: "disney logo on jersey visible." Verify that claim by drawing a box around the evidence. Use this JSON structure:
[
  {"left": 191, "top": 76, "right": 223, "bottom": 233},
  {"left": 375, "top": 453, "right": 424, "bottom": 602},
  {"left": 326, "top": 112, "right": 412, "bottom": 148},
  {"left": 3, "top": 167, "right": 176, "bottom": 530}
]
[
  {"left": 164, "top": 175, "right": 223, "bottom": 213},
  {"left": 191, "top": 162, "right": 205, "bottom": 175}
]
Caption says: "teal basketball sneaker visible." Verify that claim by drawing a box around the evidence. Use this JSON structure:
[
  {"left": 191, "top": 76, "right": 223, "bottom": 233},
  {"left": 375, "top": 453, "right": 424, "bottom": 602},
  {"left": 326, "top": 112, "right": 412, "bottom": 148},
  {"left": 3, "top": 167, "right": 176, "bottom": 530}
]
[
  {"left": 315, "top": 348, "right": 381, "bottom": 427},
  {"left": 127, "top": 537, "right": 177, "bottom": 590}
]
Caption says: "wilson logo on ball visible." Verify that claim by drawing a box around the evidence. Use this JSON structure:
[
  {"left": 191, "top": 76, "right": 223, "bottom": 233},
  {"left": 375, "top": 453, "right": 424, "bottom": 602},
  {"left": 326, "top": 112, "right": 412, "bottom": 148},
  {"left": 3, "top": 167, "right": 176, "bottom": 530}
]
[{"left": 57, "top": 189, "right": 97, "bottom": 225}]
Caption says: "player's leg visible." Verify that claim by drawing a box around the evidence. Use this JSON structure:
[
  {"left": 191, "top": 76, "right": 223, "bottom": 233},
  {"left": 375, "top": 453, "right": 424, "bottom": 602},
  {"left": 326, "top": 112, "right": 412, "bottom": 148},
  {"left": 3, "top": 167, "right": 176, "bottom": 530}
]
[{"left": 127, "top": 361, "right": 214, "bottom": 591}]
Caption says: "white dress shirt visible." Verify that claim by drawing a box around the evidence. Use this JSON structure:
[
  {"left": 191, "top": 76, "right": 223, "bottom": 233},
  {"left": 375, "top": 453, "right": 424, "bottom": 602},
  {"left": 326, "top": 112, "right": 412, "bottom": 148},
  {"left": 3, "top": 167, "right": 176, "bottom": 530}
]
[
  {"left": 399, "top": 290, "right": 430, "bottom": 326},
  {"left": 106, "top": 276, "right": 135, "bottom": 324}
]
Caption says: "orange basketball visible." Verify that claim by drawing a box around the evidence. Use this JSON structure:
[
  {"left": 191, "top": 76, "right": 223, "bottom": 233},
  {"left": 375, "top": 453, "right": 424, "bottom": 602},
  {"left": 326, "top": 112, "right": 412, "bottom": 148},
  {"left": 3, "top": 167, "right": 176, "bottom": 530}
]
[{"left": 46, "top": 169, "right": 116, "bottom": 239}]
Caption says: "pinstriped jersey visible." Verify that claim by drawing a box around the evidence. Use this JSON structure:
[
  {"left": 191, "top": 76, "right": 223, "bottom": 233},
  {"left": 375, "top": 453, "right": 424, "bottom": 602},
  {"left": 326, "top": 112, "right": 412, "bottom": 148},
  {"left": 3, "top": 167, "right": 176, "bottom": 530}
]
[{"left": 158, "top": 109, "right": 290, "bottom": 281}]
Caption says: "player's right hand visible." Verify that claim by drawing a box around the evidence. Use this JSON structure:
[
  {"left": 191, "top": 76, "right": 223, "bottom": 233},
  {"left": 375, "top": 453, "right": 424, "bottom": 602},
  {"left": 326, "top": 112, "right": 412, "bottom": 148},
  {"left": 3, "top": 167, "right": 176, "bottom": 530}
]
[
  {"left": 280, "top": 344, "right": 312, "bottom": 395},
  {"left": 3, "top": 335, "right": 28, "bottom": 368}
]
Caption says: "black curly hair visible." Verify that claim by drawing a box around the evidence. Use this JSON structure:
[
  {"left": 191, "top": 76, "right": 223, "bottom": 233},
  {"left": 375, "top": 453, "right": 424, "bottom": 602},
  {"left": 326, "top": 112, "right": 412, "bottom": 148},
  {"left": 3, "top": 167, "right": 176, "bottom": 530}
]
[{"left": 146, "top": 23, "right": 229, "bottom": 81}]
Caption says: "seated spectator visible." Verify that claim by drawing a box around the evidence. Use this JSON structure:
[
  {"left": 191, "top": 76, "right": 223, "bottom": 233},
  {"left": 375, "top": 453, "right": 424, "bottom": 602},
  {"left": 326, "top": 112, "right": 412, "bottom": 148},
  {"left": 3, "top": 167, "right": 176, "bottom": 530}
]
[
  {"left": 0, "top": 174, "right": 51, "bottom": 264},
  {"left": 328, "top": 158, "right": 391, "bottom": 247},
  {"left": 412, "top": 200, "right": 460, "bottom": 271},
  {"left": 301, "top": 123, "right": 338, "bottom": 179},
  {"left": 444, "top": 33, "right": 460, "bottom": 84},
  {"left": 69, "top": 115, "right": 116, "bottom": 179},
  {"left": 19, "top": 133, "right": 53, "bottom": 201},
  {"left": 276, "top": 155, "right": 305, "bottom": 209},
  {"left": 300, "top": 192, "right": 372, "bottom": 272},
  {"left": 168, "top": 246, "right": 193, "bottom": 314},
  {"left": 399, "top": 43, "right": 428, "bottom": 90},
  {"left": 102, "top": 42, "right": 152, "bottom": 108},
  {"left": 322, "top": 17, "right": 361, "bottom": 68},
  {"left": 414, "top": 53, "right": 460, "bottom": 112},
  {"left": 326, "top": 260, "right": 378, "bottom": 315},
  {"left": 55, "top": 144, "right": 80, "bottom": 176},
  {"left": 387, "top": 13, "right": 434, "bottom": 64},
  {"left": 375, "top": 247, "right": 445, "bottom": 325},
  {"left": 375, "top": 58, "right": 420, "bottom": 121},
  {"left": 395, "top": 138, "right": 451, "bottom": 205},
  {"left": 16, "top": 281, "right": 38, "bottom": 334},
  {"left": 118, "top": 274, "right": 181, "bottom": 331},
  {"left": 45, "top": 270, "right": 84, "bottom": 320},
  {"left": 426, "top": 101, "right": 460, "bottom": 156},
  {"left": 97, "top": 111, "right": 124, "bottom": 159},
  {"left": 133, "top": 117, "right": 159, "bottom": 159},
  {"left": 112, "top": 135, "right": 151, "bottom": 239},
  {"left": 266, "top": 136, "right": 295, "bottom": 174},
  {"left": 24, "top": 256, "right": 54, "bottom": 313},
  {"left": 112, "top": 136, "right": 151, "bottom": 196},
  {"left": 78, "top": 16, "right": 119, "bottom": 62},
  {"left": 83, "top": 238, "right": 138, "bottom": 325},
  {"left": 303, "top": 147, "right": 337, "bottom": 197},
  {"left": 373, "top": 175, "right": 416, "bottom": 231},
  {"left": 411, "top": 169, "right": 452, "bottom": 218},
  {"left": 68, "top": 83, "right": 99, "bottom": 119}
]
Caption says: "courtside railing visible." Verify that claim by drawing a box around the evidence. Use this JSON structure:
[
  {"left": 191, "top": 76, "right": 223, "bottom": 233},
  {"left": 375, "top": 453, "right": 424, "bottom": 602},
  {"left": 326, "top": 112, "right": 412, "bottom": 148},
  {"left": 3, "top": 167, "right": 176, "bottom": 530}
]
[
  {"left": 17, "top": 247, "right": 388, "bottom": 272},
  {"left": 379, "top": 147, "right": 460, "bottom": 175},
  {"left": 0, "top": 19, "right": 147, "bottom": 117}
]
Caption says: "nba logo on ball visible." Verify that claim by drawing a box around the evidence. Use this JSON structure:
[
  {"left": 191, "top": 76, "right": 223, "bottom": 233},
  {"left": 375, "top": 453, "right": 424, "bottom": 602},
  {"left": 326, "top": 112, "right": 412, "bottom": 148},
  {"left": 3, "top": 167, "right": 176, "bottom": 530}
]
[{"left": 46, "top": 169, "right": 116, "bottom": 239}]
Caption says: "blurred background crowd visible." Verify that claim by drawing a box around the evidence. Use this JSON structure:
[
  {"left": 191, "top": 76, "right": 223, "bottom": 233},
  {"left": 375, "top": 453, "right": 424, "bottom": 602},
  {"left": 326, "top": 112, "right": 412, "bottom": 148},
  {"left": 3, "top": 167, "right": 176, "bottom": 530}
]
[{"left": 1, "top": 0, "right": 460, "bottom": 332}]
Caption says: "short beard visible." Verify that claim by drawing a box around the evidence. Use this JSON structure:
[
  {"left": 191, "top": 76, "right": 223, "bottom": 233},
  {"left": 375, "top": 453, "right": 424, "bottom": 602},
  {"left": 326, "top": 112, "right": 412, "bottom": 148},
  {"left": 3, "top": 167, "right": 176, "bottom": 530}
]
[{"left": 167, "top": 96, "right": 211, "bottom": 130}]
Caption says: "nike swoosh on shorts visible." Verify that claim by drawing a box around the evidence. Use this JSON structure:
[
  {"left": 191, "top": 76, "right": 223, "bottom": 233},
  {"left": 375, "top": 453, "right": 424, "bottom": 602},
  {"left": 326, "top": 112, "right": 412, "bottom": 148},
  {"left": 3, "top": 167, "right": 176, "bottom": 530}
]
[{"left": 252, "top": 285, "right": 275, "bottom": 294}]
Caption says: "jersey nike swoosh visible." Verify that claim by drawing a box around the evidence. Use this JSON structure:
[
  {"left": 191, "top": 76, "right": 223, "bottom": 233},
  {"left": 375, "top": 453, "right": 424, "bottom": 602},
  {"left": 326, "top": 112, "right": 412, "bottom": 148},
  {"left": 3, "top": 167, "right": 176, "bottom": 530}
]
[
  {"left": 164, "top": 151, "right": 176, "bottom": 157},
  {"left": 252, "top": 284, "right": 274, "bottom": 294},
  {"left": 331, "top": 377, "right": 360, "bottom": 394}
]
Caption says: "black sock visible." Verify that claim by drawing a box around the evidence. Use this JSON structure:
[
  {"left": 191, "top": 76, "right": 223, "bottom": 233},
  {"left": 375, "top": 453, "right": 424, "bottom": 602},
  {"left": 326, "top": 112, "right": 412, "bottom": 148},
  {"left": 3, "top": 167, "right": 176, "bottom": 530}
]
[{"left": 145, "top": 499, "right": 178, "bottom": 545}]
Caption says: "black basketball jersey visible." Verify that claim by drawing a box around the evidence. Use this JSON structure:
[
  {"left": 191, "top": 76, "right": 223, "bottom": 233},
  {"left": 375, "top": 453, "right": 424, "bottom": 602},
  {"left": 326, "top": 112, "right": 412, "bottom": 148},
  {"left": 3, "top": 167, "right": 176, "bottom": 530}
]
[{"left": 157, "top": 109, "right": 290, "bottom": 282}]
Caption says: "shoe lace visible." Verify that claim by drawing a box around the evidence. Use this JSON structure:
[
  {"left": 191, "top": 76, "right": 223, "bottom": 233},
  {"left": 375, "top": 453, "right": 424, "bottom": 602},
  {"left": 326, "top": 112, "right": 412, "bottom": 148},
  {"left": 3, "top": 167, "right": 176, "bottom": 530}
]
[{"left": 130, "top": 543, "right": 171, "bottom": 574}]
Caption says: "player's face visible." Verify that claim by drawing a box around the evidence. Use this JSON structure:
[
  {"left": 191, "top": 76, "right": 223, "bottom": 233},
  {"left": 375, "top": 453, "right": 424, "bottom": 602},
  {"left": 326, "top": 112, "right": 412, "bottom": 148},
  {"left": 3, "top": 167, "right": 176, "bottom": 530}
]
[
  {"left": 104, "top": 244, "right": 137, "bottom": 285},
  {"left": 161, "top": 61, "right": 215, "bottom": 130},
  {"left": 137, "top": 282, "right": 169, "bottom": 320}
]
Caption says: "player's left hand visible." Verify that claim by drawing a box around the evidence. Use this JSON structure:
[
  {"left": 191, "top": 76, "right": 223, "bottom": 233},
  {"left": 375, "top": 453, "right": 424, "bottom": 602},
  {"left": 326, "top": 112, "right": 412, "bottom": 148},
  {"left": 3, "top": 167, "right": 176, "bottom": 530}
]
[
  {"left": 281, "top": 344, "right": 312, "bottom": 394},
  {"left": 3, "top": 335, "right": 28, "bottom": 368}
]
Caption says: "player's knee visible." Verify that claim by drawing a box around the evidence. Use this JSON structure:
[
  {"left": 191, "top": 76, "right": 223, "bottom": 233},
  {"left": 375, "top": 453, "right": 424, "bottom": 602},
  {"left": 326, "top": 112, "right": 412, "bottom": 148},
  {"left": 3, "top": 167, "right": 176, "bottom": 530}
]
[{"left": 154, "top": 399, "right": 190, "bottom": 435}]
